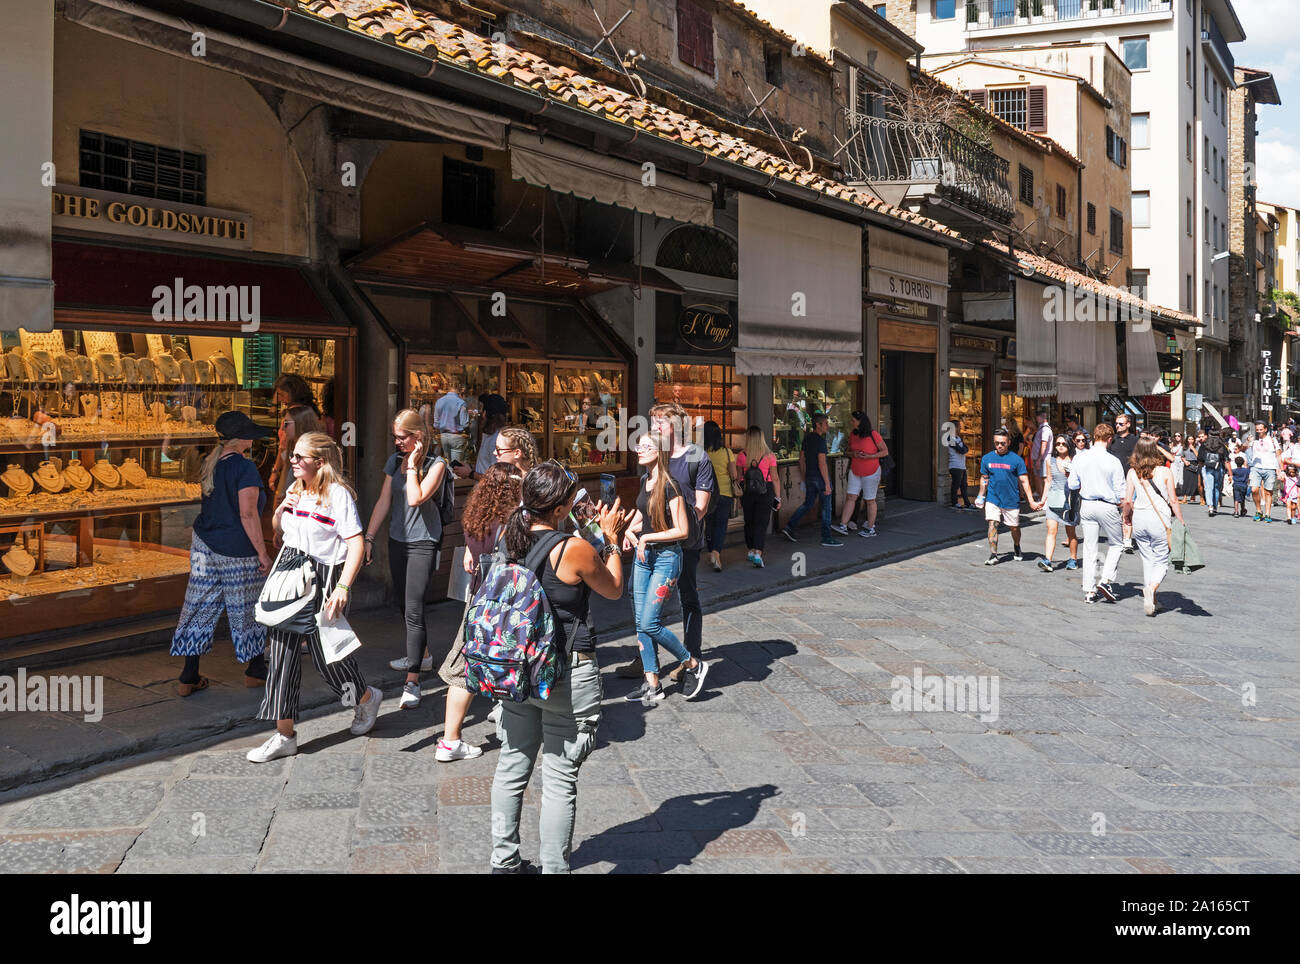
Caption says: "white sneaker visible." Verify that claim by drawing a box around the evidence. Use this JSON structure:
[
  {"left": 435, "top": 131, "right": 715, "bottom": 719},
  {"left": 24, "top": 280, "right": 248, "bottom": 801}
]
[
  {"left": 1142, "top": 586, "right": 1156, "bottom": 617},
  {"left": 247, "top": 731, "right": 297, "bottom": 763},
  {"left": 389, "top": 655, "right": 434, "bottom": 672},
  {"left": 487, "top": 702, "right": 503, "bottom": 725},
  {"left": 830, "top": 523, "right": 849, "bottom": 535},
  {"left": 845, "top": 521, "right": 859, "bottom": 531},
  {"left": 349, "top": 685, "right": 383, "bottom": 735},
  {"left": 436, "top": 739, "right": 484, "bottom": 762},
  {"left": 399, "top": 681, "right": 421, "bottom": 710}
]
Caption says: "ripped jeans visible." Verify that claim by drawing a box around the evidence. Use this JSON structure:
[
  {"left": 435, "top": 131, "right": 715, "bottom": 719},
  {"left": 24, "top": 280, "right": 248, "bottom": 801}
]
[
  {"left": 491, "top": 652, "right": 603, "bottom": 874},
  {"left": 632, "top": 543, "right": 690, "bottom": 675}
]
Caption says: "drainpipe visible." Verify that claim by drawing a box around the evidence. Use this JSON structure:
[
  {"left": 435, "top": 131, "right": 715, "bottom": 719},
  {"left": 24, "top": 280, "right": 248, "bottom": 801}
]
[{"left": 1077, "top": 163, "right": 1084, "bottom": 270}]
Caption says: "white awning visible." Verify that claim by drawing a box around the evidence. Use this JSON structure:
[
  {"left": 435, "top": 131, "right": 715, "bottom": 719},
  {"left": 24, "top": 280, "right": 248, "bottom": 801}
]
[
  {"left": 1202, "top": 399, "right": 1230, "bottom": 428},
  {"left": 1095, "top": 316, "right": 1119, "bottom": 395},
  {"left": 736, "top": 194, "right": 863, "bottom": 376},
  {"left": 1055, "top": 294, "right": 1097, "bottom": 404},
  {"left": 509, "top": 130, "right": 713, "bottom": 227},
  {"left": 1015, "top": 279, "right": 1056, "bottom": 397},
  {"left": 1126, "top": 324, "right": 1161, "bottom": 396},
  {"left": 867, "top": 230, "right": 949, "bottom": 307}
]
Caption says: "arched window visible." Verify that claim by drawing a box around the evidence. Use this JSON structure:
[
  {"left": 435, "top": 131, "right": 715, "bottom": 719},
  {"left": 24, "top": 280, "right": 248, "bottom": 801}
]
[{"left": 656, "top": 225, "right": 738, "bottom": 279}]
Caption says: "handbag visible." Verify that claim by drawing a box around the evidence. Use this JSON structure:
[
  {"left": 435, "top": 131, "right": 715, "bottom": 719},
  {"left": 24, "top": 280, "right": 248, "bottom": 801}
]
[
  {"left": 254, "top": 545, "right": 319, "bottom": 634},
  {"left": 317, "top": 610, "right": 361, "bottom": 665},
  {"left": 1060, "top": 487, "right": 1081, "bottom": 527}
]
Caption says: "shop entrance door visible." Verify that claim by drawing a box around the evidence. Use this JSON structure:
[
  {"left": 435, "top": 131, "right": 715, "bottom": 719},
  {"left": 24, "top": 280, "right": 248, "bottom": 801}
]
[{"left": 880, "top": 350, "right": 935, "bottom": 500}]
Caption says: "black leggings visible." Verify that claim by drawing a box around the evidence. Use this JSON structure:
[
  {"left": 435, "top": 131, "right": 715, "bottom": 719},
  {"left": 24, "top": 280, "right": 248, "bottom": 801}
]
[
  {"left": 949, "top": 469, "right": 969, "bottom": 506},
  {"left": 389, "top": 538, "right": 438, "bottom": 672},
  {"left": 740, "top": 492, "right": 773, "bottom": 551}
]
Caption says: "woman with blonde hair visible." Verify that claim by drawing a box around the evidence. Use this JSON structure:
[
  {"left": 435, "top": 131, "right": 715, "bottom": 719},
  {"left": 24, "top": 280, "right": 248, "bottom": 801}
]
[
  {"left": 248, "top": 431, "right": 382, "bottom": 763},
  {"left": 493, "top": 425, "right": 538, "bottom": 473},
  {"left": 734, "top": 425, "right": 781, "bottom": 568},
  {"left": 624, "top": 430, "right": 710, "bottom": 702},
  {"left": 270, "top": 398, "right": 324, "bottom": 509},
  {"left": 363, "top": 408, "right": 449, "bottom": 709},
  {"left": 171, "top": 411, "right": 274, "bottom": 696},
  {"left": 1124, "top": 437, "right": 1185, "bottom": 617}
]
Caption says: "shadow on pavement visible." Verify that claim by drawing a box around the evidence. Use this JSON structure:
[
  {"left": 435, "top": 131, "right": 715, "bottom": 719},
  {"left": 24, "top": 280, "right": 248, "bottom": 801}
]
[{"left": 570, "top": 784, "right": 779, "bottom": 873}]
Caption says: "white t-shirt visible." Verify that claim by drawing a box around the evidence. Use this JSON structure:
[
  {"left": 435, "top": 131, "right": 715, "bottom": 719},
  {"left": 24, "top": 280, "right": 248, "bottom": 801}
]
[
  {"left": 1032, "top": 422, "right": 1053, "bottom": 465},
  {"left": 1281, "top": 443, "right": 1300, "bottom": 469},
  {"left": 281, "top": 484, "right": 363, "bottom": 565},
  {"left": 1249, "top": 436, "right": 1280, "bottom": 471},
  {"left": 476, "top": 430, "right": 500, "bottom": 476}
]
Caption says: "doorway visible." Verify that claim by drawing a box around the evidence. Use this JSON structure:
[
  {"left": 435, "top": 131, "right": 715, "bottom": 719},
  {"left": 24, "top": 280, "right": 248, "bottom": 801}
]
[{"left": 879, "top": 349, "right": 935, "bottom": 500}]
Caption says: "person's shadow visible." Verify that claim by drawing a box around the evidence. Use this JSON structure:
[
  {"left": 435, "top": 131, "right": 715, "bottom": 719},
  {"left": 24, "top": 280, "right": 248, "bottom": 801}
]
[
  {"left": 1149, "top": 588, "right": 1212, "bottom": 617},
  {"left": 571, "top": 784, "right": 779, "bottom": 873}
]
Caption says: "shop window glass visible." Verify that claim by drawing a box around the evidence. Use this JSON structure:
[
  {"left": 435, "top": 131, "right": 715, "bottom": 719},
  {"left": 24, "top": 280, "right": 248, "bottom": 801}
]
[
  {"left": 654, "top": 363, "right": 748, "bottom": 450},
  {"left": 656, "top": 226, "right": 738, "bottom": 279},
  {"left": 948, "top": 368, "right": 985, "bottom": 478},
  {"left": 553, "top": 365, "right": 625, "bottom": 469},
  {"left": 442, "top": 158, "right": 495, "bottom": 229},
  {"left": 771, "top": 378, "right": 854, "bottom": 460}
]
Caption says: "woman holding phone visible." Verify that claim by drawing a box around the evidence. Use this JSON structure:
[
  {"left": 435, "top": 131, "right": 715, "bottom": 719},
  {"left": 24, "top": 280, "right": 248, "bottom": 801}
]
[{"left": 248, "top": 432, "right": 381, "bottom": 763}]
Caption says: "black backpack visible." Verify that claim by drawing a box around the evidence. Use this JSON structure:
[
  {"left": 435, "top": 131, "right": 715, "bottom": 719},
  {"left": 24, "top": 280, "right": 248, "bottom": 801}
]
[
  {"left": 432, "top": 456, "right": 456, "bottom": 524},
  {"left": 743, "top": 458, "right": 768, "bottom": 496}
]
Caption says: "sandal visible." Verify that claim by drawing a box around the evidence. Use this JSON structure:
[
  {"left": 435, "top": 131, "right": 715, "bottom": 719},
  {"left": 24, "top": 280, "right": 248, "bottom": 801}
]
[{"left": 177, "top": 676, "right": 210, "bottom": 697}]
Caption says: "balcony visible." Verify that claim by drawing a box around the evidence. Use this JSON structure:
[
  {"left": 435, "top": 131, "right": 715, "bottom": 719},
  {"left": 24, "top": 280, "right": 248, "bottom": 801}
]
[
  {"left": 965, "top": 0, "right": 1172, "bottom": 31},
  {"left": 1201, "top": 16, "right": 1234, "bottom": 78},
  {"left": 839, "top": 112, "right": 1016, "bottom": 223}
]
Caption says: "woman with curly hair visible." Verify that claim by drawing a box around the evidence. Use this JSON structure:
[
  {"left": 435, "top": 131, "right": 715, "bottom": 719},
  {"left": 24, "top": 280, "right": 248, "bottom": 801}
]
[{"left": 435, "top": 431, "right": 533, "bottom": 761}]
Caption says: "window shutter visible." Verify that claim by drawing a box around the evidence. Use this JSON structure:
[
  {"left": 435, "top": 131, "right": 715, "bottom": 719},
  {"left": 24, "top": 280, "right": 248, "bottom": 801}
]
[
  {"left": 1027, "top": 86, "right": 1047, "bottom": 131},
  {"left": 676, "top": 1, "right": 696, "bottom": 66},
  {"left": 967, "top": 89, "right": 987, "bottom": 109},
  {"left": 676, "top": 1, "right": 714, "bottom": 75}
]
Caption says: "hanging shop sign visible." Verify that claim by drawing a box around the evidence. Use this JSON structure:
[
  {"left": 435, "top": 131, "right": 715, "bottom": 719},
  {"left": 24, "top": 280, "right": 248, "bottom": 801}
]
[
  {"left": 51, "top": 185, "right": 253, "bottom": 250},
  {"left": 951, "top": 333, "right": 999, "bottom": 353},
  {"left": 867, "top": 231, "right": 949, "bottom": 309},
  {"left": 677, "top": 304, "right": 736, "bottom": 352}
]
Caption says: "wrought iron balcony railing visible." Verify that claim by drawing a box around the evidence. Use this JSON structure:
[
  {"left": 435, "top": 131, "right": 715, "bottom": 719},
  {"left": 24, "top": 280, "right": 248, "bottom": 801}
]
[
  {"left": 964, "top": 0, "right": 1172, "bottom": 31},
  {"left": 840, "top": 112, "right": 1016, "bottom": 223}
]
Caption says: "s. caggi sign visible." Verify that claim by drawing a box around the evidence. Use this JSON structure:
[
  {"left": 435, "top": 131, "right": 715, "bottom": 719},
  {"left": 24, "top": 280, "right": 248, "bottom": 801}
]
[{"left": 678, "top": 304, "right": 735, "bottom": 352}]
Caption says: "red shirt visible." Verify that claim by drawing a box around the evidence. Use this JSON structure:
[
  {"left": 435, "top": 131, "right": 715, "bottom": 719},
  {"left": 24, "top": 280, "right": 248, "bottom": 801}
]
[{"left": 848, "top": 431, "right": 884, "bottom": 478}]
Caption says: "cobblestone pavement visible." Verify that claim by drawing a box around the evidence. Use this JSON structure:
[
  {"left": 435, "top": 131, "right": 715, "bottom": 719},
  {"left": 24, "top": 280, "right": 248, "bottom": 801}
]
[{"left": 2, "top": 509, "right": 1299, "bottom": 873}]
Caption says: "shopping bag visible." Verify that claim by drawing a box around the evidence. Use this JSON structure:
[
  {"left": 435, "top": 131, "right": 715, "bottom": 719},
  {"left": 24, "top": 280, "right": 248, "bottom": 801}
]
[{"left": 316, "top": 611, "right": 362, "bottom": 664}]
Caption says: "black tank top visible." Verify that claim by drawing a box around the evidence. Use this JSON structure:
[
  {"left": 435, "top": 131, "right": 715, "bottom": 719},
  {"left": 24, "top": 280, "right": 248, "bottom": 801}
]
[{"left": 534, "top": 532, "right": 595, "bottom": 655}]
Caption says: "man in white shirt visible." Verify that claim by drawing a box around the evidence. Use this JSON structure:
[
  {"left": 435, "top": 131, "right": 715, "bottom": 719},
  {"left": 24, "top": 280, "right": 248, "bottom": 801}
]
[
  {"left": 433, "top": 384, "right": 470, "bottom": 467},
  {"left": 1067, "top": 423, "right": 1130, "bottom": 604},
  {"left": 1248, "top": 421, "right": 1281, "bottom": 522},
  {"left": 1029, "top": 407, "right": 1053, "bottom": 499}
]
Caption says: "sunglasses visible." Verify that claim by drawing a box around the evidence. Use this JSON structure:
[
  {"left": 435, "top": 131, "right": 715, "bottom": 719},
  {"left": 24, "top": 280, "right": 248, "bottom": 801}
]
[
  {"left": 546, "top": 458, "right": 577, "bottom": 484},
  {"left": 394, "top": 433, "right": 413, "bottom": 443},
  {"left": 289, "top": 453, "right": 320, "bottom": 464}
]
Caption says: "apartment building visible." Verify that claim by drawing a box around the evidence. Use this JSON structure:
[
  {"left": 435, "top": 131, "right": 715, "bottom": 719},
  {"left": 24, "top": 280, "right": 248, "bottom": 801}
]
[{"left": 907, "top": 0, "right": 1245, "bottom": 409}]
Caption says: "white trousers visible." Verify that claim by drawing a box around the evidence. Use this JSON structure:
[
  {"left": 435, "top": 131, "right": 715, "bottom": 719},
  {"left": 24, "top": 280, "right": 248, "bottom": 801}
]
[
  {"left": 1078, "top": 499, "right": 1123, "bottom": 594},
  {"left": 1131, "top": 506, "right": 1171, "bottom": 590}
]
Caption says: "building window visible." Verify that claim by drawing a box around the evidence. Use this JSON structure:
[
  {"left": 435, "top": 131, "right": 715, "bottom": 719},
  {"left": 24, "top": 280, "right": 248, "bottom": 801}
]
[
  {"left": 1130, "top": 269, "right": 1149, "bottom": 300},
  {"left": 1110, "top": 209, "right": 1124, "bottom": 255},
  {"left": 1204, "top": 137, "right": 1209, "bottom": 172},
  {"left": 1186, "top": 48, "right": 1193, "bottom": 86},
  {"left": 1131, "top": 113, "right": 1149, "bottom": 150},
  {"left": 1121, "top": 37, "right": 1148, "bottom": 71},
  {"left": 1186, "top": 123, "right": 1192, "bottom": 161},
  {"left": 1087, "top": 202, "right": 1097, "bottom": 235},
  {"left": 1212, "top": 147, "right": 1218, "bottom": 182},
  {"left": 78, "top": 130, "right": 206, "bottom": 205},
  {"left": 990, "top": 88, "right": 1028, "bottom": 130},
  {"left": 1187, "top": 199, "right": 1193, "bottom": 236},
  {"left": 1221, "top": 157, "right": 1227, "bottom": 189},
  {"left": 1056, "top": 184, "right": 1067, "bottom": 219},
  {"left": 1219, "top": 88, "right": 1226, "bottom": 121},
  {"left": 1204, "top": 66, "right": 1210, "bottom": 100},
  {"left": 676, "top": 0, "right": 715, "bottom": 76},
  {"left": 1204, "top": 207, "right": 1210, "bottom": 243},
  {"left": 1204, "top": 279, "right": 1210, "bottom": 319},
  {"left": 1132, "top": 191, "right": 1150, "bottom": 228},
  {"left": 1105, "top": 127, "right": 1127, "bottom": 168},
  {"left": 934, "top": 0, "right": 956, "bottom": 18},
  {"left": 1187, "top": 274, "right": 1194, "bottom": 312},
  {"left": 1018, "top": 165, "right": 1034, "bottom": 206},
  {"left": 764, "top": 45, "right": 783, "bottom": 87},
  {"left": 442, "top": 158, "right": 495, "bottom": 229},
  {"left": 1212, "top": 214, "right": 1218, "bottom": 247},
  {"left": 873, "top": 3, "right": 886, "bottom": 15}
]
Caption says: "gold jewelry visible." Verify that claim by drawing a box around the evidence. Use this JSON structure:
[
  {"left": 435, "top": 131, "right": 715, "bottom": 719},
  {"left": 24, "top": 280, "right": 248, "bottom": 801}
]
[
  {"left": 64, "top": 459, "right": 92, "bottom": 491},
  {"left": 90, "top": 459, "right": 121, "bottom": 489},
  {"left": 2, "top": 546, "right": 35, "bottom": 578},
  {"left": 32, "top": 460, "right": 65, "bottom": 493},
  {"left": 2, "top": 463, "right": 33, "bottom": 497}
]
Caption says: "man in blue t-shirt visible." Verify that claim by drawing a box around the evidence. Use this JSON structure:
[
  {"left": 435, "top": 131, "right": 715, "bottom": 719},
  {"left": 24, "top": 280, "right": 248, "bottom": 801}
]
[{"left": 977, "top": 427, "right": 1040, "bottom": 565}]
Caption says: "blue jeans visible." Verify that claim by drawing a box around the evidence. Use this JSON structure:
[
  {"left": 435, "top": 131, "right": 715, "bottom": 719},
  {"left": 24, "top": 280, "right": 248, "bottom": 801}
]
[
  {"left": 787, "top": 476, "right": 833, "bottom": 539},
  {"left": 705, "top": 495, "right": 732, "bottom": 552},
  {"left": 1201, "top": 466, "right": 1225, "bottom": 508},
  {"left": 632, "top": 545, "right": 690, "bottom": 674}
]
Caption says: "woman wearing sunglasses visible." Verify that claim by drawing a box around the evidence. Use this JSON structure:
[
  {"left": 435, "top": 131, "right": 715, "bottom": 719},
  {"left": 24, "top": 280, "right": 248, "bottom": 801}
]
[
  {"left": 624, "top": 431, "right": 710, "bottom": 703},
  {"left": 1038, "top": 435, "right": 1079, "bottom": 572},
  {"left": 362, "top": 408, "right": 449, "bottom": 709}
]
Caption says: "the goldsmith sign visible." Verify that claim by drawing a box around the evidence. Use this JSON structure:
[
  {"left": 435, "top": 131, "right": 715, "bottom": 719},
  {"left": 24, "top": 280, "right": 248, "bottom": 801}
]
[
  {"left": 677, "top": 304, "right": 736, "bottom": 352},
  {"left": 51, "top": 185, "right": 252, "bottom": 250}
]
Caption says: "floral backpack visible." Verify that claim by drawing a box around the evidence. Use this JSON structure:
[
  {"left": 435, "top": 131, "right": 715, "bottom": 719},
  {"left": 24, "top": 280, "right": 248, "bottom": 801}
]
[{"left": 462, "top": 529, "right": 573, "bottom": 702}]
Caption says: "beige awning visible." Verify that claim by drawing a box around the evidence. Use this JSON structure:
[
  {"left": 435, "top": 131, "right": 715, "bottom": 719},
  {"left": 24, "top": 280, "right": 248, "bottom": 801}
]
[
  {"left": 1015, "top": 280, "right": 1056, "bottom": 397},
  {"left": 736, "top": 194, "right": 863, "bottom": 376},
  {"left": 1126, "top": 323, "right": 1161, "bottom": 395},
  {"left": 1095, "top": 315, "right": 1119, "bottom": 395},
  {"left": 509, "top": 130, "right": 713, "bottom": 227},
  {"left": 867, "top": 230, "right": 949, "bottom": 307}
]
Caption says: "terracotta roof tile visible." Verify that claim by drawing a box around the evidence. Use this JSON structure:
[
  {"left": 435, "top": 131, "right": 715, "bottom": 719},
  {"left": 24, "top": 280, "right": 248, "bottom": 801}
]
[{"left": 282, "top": 1, "right": 960, "bottom": 241}]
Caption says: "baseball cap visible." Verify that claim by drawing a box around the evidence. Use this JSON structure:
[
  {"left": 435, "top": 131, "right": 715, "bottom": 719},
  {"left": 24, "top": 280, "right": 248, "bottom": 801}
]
[{"left": 216, "top": 411, "right": 274, "bottom": 441}]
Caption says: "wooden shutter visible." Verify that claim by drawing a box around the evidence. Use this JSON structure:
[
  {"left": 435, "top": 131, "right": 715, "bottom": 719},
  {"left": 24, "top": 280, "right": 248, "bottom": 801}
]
[
  {"left": 1027, "top": 85, "right": 1047, "bottom": 132},
  {"left": 1056, "top": 184, "right": 1066, "bottom": 218},
  {"left": 676, "top": 1, "right": 714, "bottom": 75},
  {"left": 967, "top": 88, "right": 987, "bottom": 109}
]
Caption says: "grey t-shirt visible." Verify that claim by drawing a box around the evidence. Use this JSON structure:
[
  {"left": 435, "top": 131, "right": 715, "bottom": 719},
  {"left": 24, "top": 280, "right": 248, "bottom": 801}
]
[{"left": 383, "top": 453, "right": 442, "bottom": 544}]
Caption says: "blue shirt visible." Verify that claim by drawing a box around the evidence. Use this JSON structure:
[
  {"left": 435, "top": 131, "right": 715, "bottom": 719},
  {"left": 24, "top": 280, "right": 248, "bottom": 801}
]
[
  {"left": 433, "top": 391, "right": 468, "bottom": 433},
  {"left": 193, "top": 453, "right": 266, "bottom": 557},
  {"left": 980, "top": 450, "right": 1027, "bottom": 509},
  {"left": 1232, "top": 466, "right": 1250, "bottom": 491}
]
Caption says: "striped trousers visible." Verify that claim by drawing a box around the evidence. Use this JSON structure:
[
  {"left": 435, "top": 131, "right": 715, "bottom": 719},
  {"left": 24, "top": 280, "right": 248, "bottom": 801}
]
[
  {"left": 170, "top": 534, "right": 267, "bottom": 663},
  {"left": 257, "top": 557, "right": 367, "bottom": 722}
]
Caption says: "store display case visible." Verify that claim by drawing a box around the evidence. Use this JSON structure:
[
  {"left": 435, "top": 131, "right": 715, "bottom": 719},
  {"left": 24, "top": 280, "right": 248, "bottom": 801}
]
[
  {"left": 771, "top": 377, "right": 855, "bottom": 461},
  {"left": 652, "top": 363, "right": 747, "bottom": 449},
  {"left": 553, "top": 364, "right": 624, "bottom": 470},
  {"left": 949, "top": 367, "right": 986, "bottom": 478}
]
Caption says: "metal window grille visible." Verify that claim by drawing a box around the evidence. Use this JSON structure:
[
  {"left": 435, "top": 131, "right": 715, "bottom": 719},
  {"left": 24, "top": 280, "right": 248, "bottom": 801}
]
[
  {"left": 989, "top": 88, "right": 1027, "bottom": 130},
  {"left": 78, "top": 130, "right": 206, "bottom": 205}
]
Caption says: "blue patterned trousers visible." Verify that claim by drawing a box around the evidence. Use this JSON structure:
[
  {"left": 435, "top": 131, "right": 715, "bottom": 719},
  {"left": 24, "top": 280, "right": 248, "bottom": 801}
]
[{"left": 170, "top": 533, "right": 267, "bottom": 663}]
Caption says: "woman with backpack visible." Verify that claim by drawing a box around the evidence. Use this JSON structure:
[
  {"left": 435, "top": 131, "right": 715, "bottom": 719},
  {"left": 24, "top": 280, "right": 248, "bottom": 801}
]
[
  {"left": 248, "top": 432, "right": 381, "bottom": 763},
  {"left": 362, "top": 408, "right": 449, "bottom": 710},
  {"left": 625, "top": 430, "right": 710, "bottom": 703},
  {"left": 702, "top": 420, "right": 738, "bottom": 572},
  {"left": 434, "top": 462, "right": 522, "bottom": 763},
  {"left": 834, "top": 411, "right": 888, "bottom": 538},
  {"left": 488, "top": 461, "right": 630, "bottom": 874},
  {"left": 735, "top": 426, "right": 780, "bottom": 568}
]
